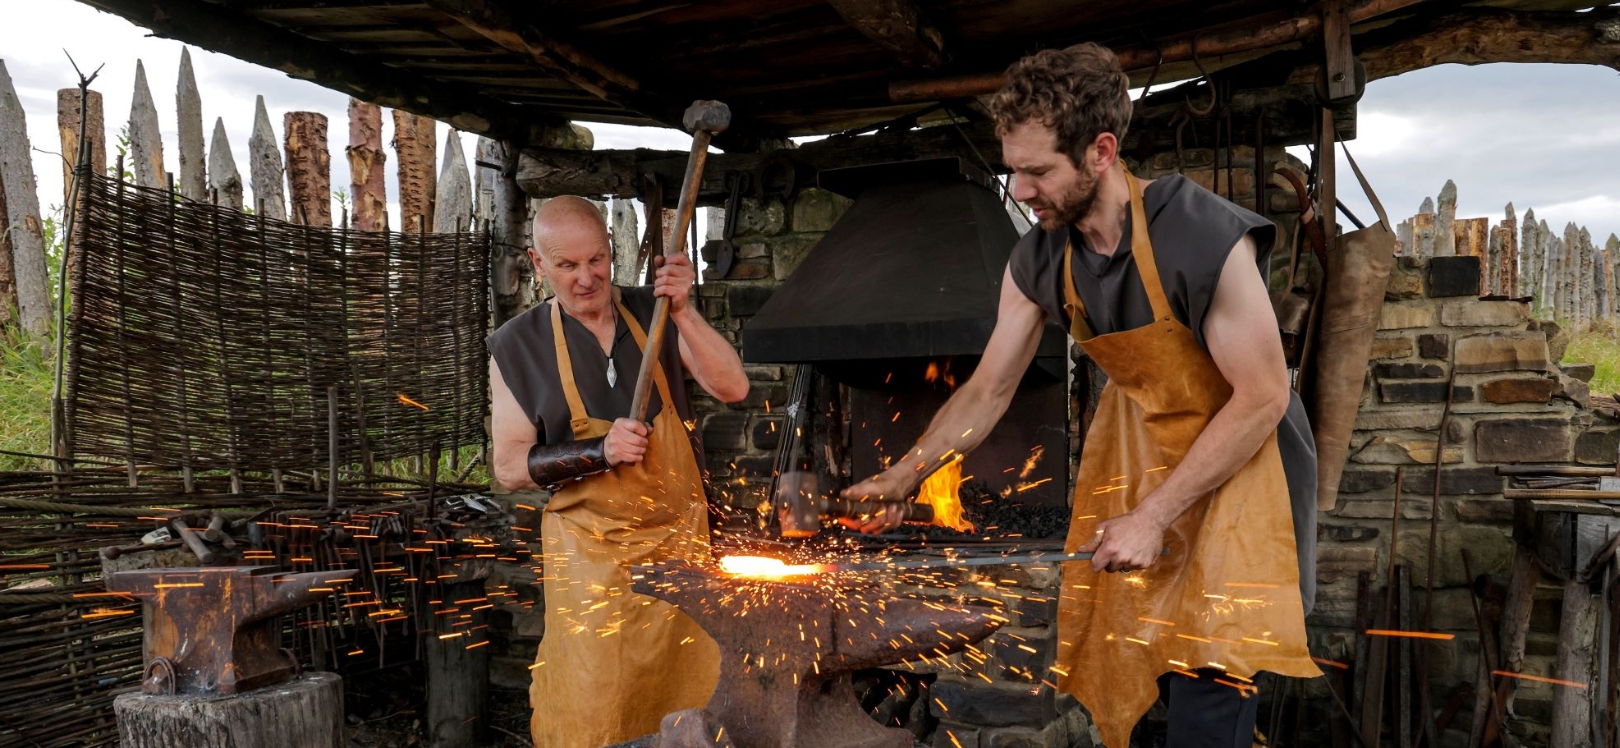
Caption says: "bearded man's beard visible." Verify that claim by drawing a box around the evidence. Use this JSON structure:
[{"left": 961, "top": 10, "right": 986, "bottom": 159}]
[{"left": 1028, "top": 168, "right": 1100, "bottom": 232}]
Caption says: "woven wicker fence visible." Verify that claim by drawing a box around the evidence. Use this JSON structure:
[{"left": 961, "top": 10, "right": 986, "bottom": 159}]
[{"left": 66, "top": 171, "right": 490, "bottom": 473}]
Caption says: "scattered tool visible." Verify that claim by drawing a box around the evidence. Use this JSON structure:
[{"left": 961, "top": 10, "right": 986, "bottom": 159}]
[{"left": 774, "top": 470, "right": 935, "bottom": 537}]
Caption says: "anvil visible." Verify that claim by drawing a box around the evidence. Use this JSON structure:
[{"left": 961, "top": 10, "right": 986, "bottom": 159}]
[
  {"left": 107, "top": 566, "right": 354, "bottom": 695},
  {"left": 632, "top": 561, "right": 1002, "bottom": 748}
]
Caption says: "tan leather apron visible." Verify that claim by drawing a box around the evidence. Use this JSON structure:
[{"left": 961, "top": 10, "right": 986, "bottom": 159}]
[
  {"left": 528, "top": 293, "right": 720, "bottom": 748},
  {"left": 1052, "top": 171, "right": 1318, "bottom": 748}
]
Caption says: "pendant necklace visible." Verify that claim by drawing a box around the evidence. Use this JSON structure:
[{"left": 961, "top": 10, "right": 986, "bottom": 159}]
[{"left": 604, "top": 306, "right": 620, "bottom": 387}]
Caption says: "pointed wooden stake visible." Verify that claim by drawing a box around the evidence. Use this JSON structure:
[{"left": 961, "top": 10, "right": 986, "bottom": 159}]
[
  {"left": 611, "top": 197, "right": 639, "bottom": 285},
  {"left": 129, "top": 60, "right": 166, "bottom": 190},
  {"left": 248, "top": 95, "right": 287, "bottom": 221},
  {"left": 392, "top": 110, "right": 436, "bottom": 233},
  {"left": 0, "top": 60, "right": 51, "bottom": 336},
  {"left": 284, "top": 111, "right": 332, "bottom": 227},
  {"left": 474, "top": 136, "right": 495, "bottom": 224},
  {"left": 433, "top": 130, "right": 470, "bottom": 233},
  {"left": 56, "top": 87, "right": 106, "bottom": 205},
  {"left": 176, "top": 48, "right": 206, "bottom": 201},
  {"left": 346, "top": 98, "right": 386, "bottom": 232},
  {"left": 209, "top": 118, "right": 242, "bottom": 210}
]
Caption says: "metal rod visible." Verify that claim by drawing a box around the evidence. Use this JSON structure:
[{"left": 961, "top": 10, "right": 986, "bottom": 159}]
[{"left": 327, "top": 385, "right": 338, "bottom": 511}]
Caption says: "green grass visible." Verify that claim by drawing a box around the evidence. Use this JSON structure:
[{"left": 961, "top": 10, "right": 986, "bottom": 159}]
[
  {"left": 1564, "top": 329, "right": 1620, "bottom": 396},
  {"left": 0, "top": 330, "right": 54, "bottom": 471}
]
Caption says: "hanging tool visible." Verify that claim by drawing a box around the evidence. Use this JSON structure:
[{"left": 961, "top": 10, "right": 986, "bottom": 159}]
[
  {"left": 714, "top": 172, "right": 743, "bottom": 280},
  {"left": 628, "top": 101, "right": 731, "bottom": 421}
]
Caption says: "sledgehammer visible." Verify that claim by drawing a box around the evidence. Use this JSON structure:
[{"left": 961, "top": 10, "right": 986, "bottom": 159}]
[{"left": 775, "top": 470, "right": 935, "bottom": 538}]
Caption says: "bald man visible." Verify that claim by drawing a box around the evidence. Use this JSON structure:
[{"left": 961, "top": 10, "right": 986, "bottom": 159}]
[{"left": 488, "top": 197, "right": 747, "bottom": 748}]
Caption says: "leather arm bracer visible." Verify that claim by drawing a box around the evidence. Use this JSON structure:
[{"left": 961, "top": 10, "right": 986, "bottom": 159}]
[{"left": 527, "top": 437, "right": 611, "bottom": 489}]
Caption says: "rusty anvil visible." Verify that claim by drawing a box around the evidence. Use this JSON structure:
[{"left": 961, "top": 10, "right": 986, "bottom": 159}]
[
  {"left": 632, "top": 561, "right": 1001, "bottom": 748},
  {"left": 107, "top": 566, "right": 354, "bottom": 695},
  {"left": 775, "top": 470, "right": 935, "bottom": 538}
]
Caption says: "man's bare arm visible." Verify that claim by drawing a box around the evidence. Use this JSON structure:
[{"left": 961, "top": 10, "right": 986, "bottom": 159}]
[
  {"left": 491, "top": 358, "right": 541, "bottom": 491},
  {"left": 1081, "top": 234, "right": 1293, "bottom": 571},
  {"left": 842, "top": 265, "right": 1047, "bottom": 528}
]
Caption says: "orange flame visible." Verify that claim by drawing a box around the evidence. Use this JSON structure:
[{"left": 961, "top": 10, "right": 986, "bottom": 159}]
[
  {"left": 717, "top": 555, "right": 822, "bottom": 579},
  {"left": 924, "top": 361, "right": 957, "bottom": 388},
  {"left": 918, "top": 456, "right": 975, "bottom": 533}
]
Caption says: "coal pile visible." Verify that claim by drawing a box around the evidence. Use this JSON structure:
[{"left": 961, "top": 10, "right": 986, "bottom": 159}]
[{"left": 920, "top": 481, "right": 1072, "bottom": 541}]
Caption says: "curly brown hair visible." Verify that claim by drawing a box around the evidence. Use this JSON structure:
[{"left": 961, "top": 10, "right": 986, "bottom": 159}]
[{"left": 990, "top": 43, "right": 1132, "bottom": 167}]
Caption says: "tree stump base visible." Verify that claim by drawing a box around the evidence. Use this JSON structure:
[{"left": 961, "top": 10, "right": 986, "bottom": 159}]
[{"left": 115, "top": 672, "right": 343, "bottom": 748}]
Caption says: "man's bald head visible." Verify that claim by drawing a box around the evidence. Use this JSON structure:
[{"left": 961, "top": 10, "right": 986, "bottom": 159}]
[{"left": 534, "top": 196, "right": 609, "bottom": 257}]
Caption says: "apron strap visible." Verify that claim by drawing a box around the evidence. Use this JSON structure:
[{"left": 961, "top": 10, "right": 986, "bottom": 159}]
[
  {"left": 1060, "top": 167, "right": 1168, "bottom": 340},
  {"left": 549, "top": 302, "right": 595, "bottom": 438},
  {"left": 615, "top": 291, "right": 678, "bottom": 417},
  {"left": 1121, "top": 169, "right": 1173, "bottom": 322}
]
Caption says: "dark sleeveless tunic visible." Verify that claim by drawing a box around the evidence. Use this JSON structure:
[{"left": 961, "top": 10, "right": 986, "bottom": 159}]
[{"left": 1008, "top": 174, "right": 1317, "bottom": 612}]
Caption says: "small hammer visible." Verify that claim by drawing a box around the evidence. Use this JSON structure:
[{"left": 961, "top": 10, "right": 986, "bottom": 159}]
[{"left": 775, "top": 470, "right": 935, "bottom": 538}]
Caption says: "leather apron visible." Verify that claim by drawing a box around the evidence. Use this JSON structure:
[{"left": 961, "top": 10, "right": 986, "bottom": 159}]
[
  {"left": 528, "top": 292, "right": 721, "bottom": 748},
  {"left": 1052, "top": 170, "right": 1318, "bottom": 748}
]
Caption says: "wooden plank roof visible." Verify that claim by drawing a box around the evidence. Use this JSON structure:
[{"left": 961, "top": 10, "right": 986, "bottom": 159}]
[{"left": 71, "top": 0, "right": 1612, "bottom": 146}]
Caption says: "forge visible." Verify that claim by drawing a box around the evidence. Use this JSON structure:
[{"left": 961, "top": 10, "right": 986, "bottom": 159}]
[{"left": 630, "top": 560, "right": 1003, "bottom": 748}]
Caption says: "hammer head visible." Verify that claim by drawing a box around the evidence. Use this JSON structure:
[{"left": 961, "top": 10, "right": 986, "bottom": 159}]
[
  {"left": 775, "top": 470, "right": 824, "bottom": 538},
  {"left": 683, "top": 100, "right": 732, "bottom": 136}
]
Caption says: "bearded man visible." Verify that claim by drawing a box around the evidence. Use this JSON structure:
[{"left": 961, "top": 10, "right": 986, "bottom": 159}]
[
  {"left": 488, "top": 196, "right": 748, "bottom": 748},
  {"left": 845, "top": 44, "right": 1320, "bottom": 747}
]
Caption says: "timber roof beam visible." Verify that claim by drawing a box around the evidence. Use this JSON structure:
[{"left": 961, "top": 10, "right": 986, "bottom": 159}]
[{"left": 827, "top": 0, "right": 950, "bottom": 69}]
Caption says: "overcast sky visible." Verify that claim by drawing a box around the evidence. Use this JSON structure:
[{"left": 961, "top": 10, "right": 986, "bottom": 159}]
[{"left": 3, "top": 0, "right": 1618, "bottom": 246}]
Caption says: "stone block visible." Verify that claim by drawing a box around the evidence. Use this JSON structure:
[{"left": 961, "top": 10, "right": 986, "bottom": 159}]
[
  {"left": 1334, "top": 498, "right": 1433, "bottom": 520},
  {"left": 733, "top": 197, "right": 785, "bottom": 237},
  {"left": 994, "top": 632, "right": 1056, "bottom": 680},
  {"left": 1379, "top": 381, "right": 1473, "bottom": 405},
  {"left": 985, "top": 722, "right": 1069, "bottom": 748},
  {"left": 1386, "top": 260, "right": 1424, "bottom": 300},
  {"left": 1184, "top": 167, "right": 1255, "bottom": 198},
  {"left": 1316, "top": 545, "right": 1378, "bottom": 585},
  {"left": 1561, "top": 362, "right": 1596, "bottom": 382},
  {"left": 1538, "top": 318, "right": 1569, "bottom": 362},
  {"left": 1351, "top": 434, "right": 1463, "bottom": 464},
  {"left": 1440, "top": 300, "right": 1529, "bottom": 328},
  {"left": 701, "top": 413, "right": 748, "bottom": 451},
  {"left": 1575, "top": 428, "right": 1620, "bottom": 466},
  {"left": 789, "top": 188, "right": 851, "bottom": 233},
  {"left": 1397, "top": 525, "right": 1512, "bottom": 586},
  {"left": 1453, "top": 332, "right": 1550, "bottom": 374},
  {"left": 1320, "top": 524, "right": 1381, "bottom": 542},
  {"left": 931, "top": 680, "right": 1057, "bottom": 728},
  {"left": 733, "top": 383, "right": 788, "bottom": 410},
  {"left": 1371, "top": 333, "right": 1416, "bottom": 360},
  {"left": 1455, "top": 498, "right": 1515, "bottom": 523},
  {"left": 1353, "top": 409, "right": 1444, "bottom": 431},
  {"left": 1374, "top": 362, "right": 1446, "bottom": 379},
  {"left": 1418, "top": 333, "right": 1451, "bottom": 359},
  {"left": 751, "top": 417, "right": 783, "bottom": 452},
  {"left": 1269, "top": 190, "right": 1300, "bottom": 214},
  {"left": 709, "top": 260, "right": 769, "bottom": 281},
  {"left": 1015, "top": 595, "right": 1058, "bottom": 628},
  {"left": 1398, "top": 466, "right": 1503, "bottom": 496},
  {"left": 770, "top": 235, "right": 820, "bottom": 281},
  {"left": 1474, "top": 417, "right": 1574, "bottom": 463},
  {"left": 737, "top": 241, "right": 769, "bottom": 260},
  {"left": 731, "top": 454, "right": 774, "bottom": 476},
  {"left": 1338, "top": 468, "right": 1396, "bottom": 494},
  {"left": 1553, "top": 373, "right": 1591, "bottom": 408},
  {"left": 1380, "top": 303, "right": 1436, "bottom": 330},
  {"left": 1426, "top": 256, "right": 1481, "bottom": 297},
  {"left": 935, "top": 722, "right": 983, "bottom": 748},
  {"left": 1479, "top": 377, "right": 1555, "bottom": 404},
  {"left": 726, "top": 285, "right": 774, "bottom": 317}
]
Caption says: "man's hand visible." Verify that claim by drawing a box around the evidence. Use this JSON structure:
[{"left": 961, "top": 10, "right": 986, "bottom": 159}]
[
  {"left": 1077, "top": 509, "right": 1167, "bottom": 573},
  {"left": 652, "top": 254, "right": 695, "bottom": 314},
  {"left": 603, "top": 418, "right": 650, "bottom": 466},
  {"left": 838, "top": 471, "right": 915, "bottom": 534}
]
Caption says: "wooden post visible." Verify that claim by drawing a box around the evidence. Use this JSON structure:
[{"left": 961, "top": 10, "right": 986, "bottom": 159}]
[
  {"left": 610, "top": 197, "right": 639, "bottom": 284},
  {"left": 474, "top": 136, "right": 495, "bottom": 225},
  {"left": 0, "top": 60, "right": 52, "bottom": 337},
  {"left": 433, "top": 130, "right": 470, "bottom": 234},
  {"left": 284, "top": 112, "right": 332, "bottom": 227},
  {"left": 0, "top": 174, "right": 13, "bottom": 329},
  {"left": 128, "top": 60, "right": 166, "bottom": 190},
  {"left": 55, "top": 88, "right": 106, "bottom": 204},
  {"left": 1317, "top": 108, "right": 1336, "bottom": 242},
  {"left": 1494, "top": 548, "right": 1539, "bottom": 718},
  {"left": 1500, "top": 203, "right": 1519, "bottom": 298},
  {"left": 115, "top": 672, "right": 343, "bottom": 747},
  {"left": 346, "top": 98, "right": 386, "bottom": 232},
  {"left": 209, "top": 118, "right": 243, "bottom": 211},
  {"left": 176, "top": 48, "right": 207, "bottom": 201},
  {"left": 392, "top": 110, "right": 436, "bottom": 233},
  {"left": 424, "top": 579, "right": 489, "bottom": 748},
  {"left": 1550, "top": 577, "right": 1599, "bottom": 747},
  {"left": 488, "top": 140, "right": 530, "bottom": 329},
  {"left": 248, "top": 95, "right": 287, "bottom": 221}
]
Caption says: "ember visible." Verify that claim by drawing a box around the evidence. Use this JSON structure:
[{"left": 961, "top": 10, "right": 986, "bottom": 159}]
[{"left": 917, "top": 455, "right": 975, "bottom": 533}]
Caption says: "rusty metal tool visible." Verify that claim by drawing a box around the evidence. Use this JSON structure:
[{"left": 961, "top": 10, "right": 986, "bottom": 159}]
[
  {"left": 169, "top": 518, "right": 216, "bottom": 564},
  {"left": 628, "top": 100, "right": 731, "bottom": 421},
  {"left": 107, "top": 566, "right": 354, "bottom": 695},
  {"left": 775, "top": 470, "right": 934, "bottom": 537}
]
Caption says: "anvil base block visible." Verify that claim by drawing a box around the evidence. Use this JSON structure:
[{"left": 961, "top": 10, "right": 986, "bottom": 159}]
[{"left": 115, "top": 672, "right": 343, "bottom": 748}]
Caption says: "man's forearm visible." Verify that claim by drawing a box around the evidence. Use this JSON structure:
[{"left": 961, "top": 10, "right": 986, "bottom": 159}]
[
  {"left": 1130, "top": 391, "right": 1286, "bottom": 529},
  {"left": 672, "top": 306, "right": 748, "bottom": 401},
  {"left": 877, "top": 379, "right": 1016, "bottom": 496}
]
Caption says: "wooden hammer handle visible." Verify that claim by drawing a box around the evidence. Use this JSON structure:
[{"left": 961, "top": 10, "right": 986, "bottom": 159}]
[{"left": 628, "top": 131, "right": 713, "bottom": 422}]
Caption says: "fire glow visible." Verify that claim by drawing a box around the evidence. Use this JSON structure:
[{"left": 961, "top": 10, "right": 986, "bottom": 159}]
[
  {"left": 918, "top": 455, "right": 976, "bottom": 533},
  {"left": 717, "top": 556, "right": 824, "bottom": 579}
]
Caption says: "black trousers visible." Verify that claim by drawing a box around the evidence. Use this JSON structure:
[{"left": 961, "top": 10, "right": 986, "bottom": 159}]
[{"left": 1155, "top": 668, "right": 1262, "bottom": 748}]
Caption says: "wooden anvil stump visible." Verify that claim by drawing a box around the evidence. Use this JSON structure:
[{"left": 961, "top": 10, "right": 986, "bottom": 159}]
[
  {"left": 630, "top": 561, "right": 1002, "bottom": 748},
  {"left": 107, "top": 566, "right": 353, "bottom": 748}
]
